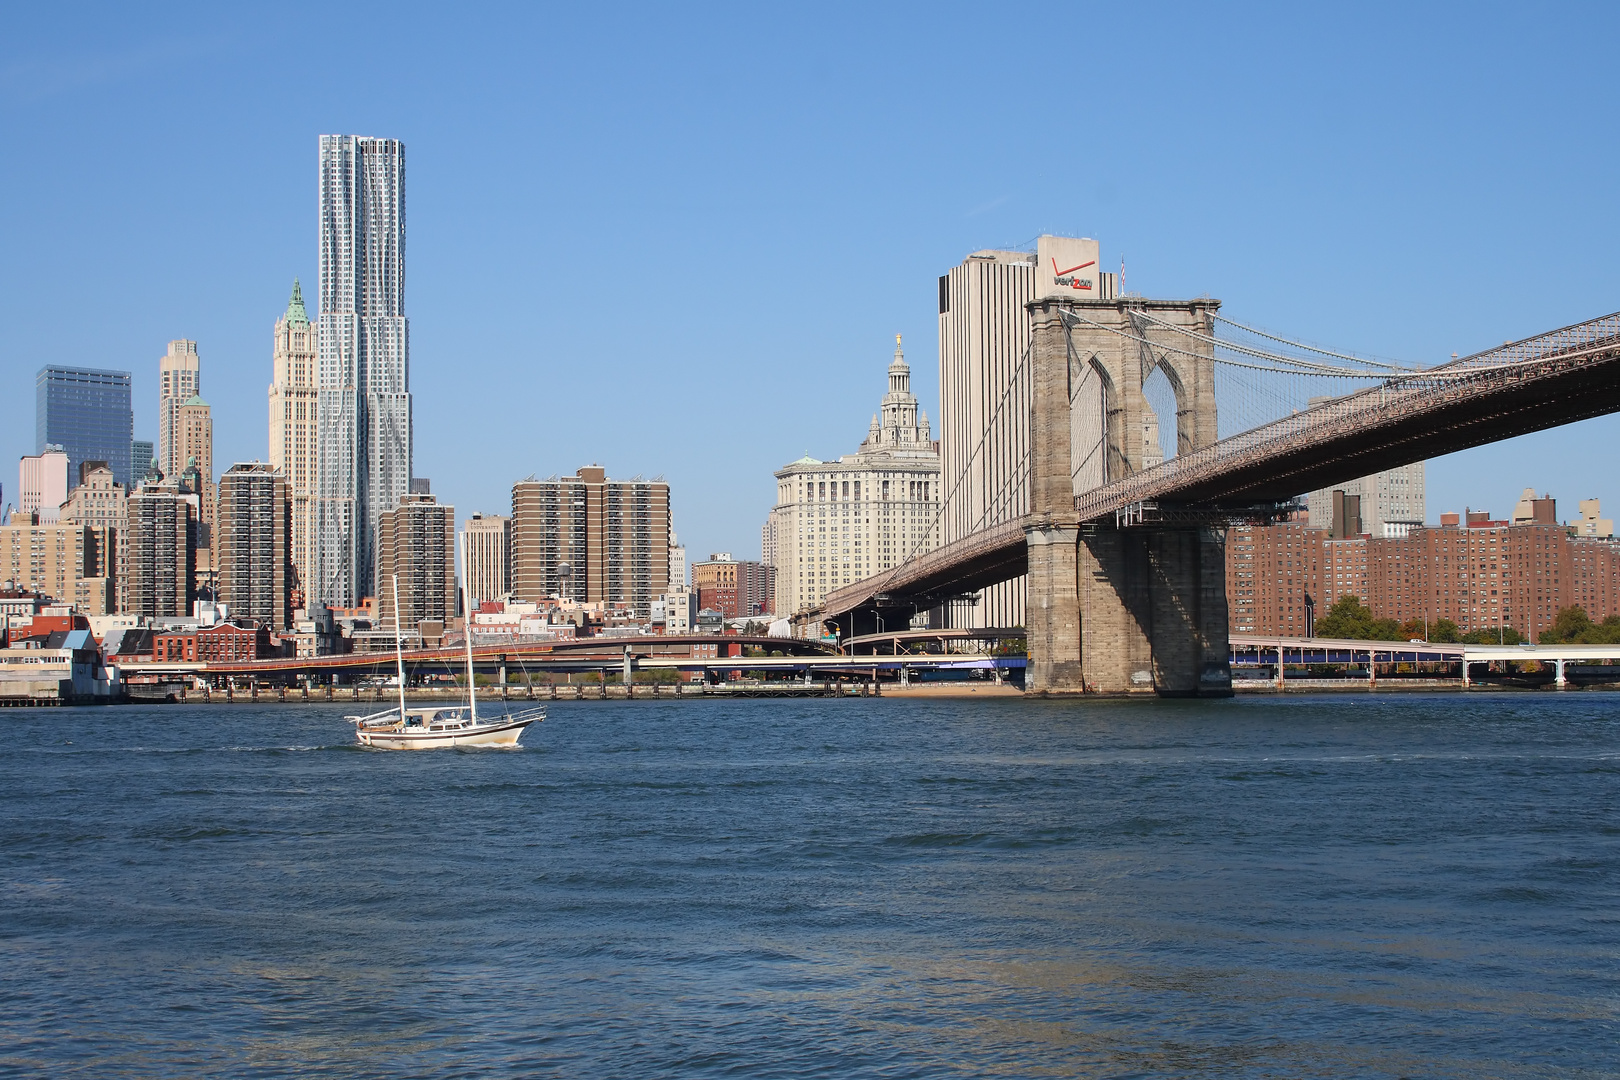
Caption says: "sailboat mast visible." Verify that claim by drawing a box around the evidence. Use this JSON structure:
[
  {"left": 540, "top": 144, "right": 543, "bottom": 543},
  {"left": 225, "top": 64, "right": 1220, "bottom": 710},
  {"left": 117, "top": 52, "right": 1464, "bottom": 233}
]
[
  {"left": 392, "top": 574, "right": 407, "bottom": 720},
  {"left": 459, "top": 529, "right": 478, "bottom": 723}
]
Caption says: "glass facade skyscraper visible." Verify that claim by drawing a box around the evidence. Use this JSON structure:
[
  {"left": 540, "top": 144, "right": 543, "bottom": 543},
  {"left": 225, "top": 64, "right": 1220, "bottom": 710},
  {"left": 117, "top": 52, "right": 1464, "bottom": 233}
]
[
  {"left": 36, "top": 366, "right": 134, "bottom": 489},
  {"left": 313, "top": 134, "right": 412, "bottom": 607}
]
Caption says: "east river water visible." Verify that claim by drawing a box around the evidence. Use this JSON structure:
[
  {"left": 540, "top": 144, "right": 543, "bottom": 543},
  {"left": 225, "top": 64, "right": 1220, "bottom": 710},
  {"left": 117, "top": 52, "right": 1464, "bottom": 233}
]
[{"left": 1, "top": 694, "right": 1616, "bottom": 1077}]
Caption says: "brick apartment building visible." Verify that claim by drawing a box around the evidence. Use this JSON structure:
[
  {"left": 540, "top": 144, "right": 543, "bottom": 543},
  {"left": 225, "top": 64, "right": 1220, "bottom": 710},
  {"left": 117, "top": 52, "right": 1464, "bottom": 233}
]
[
  {"left": 690, "top": 553, "right": 776, "bottom": 619},
  {"left": 510, "top": 466, "right": 670, "bottom": 619},
  {"left": 1228, "top": 500, "right": 1618, "bottom": 642},
  {"left": 153, "top": 622, "right": 277, "bottom": 663}
]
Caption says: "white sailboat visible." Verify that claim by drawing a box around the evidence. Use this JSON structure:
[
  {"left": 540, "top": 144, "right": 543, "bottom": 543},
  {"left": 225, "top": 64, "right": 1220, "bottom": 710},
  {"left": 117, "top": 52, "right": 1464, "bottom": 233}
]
[{"left": 352, "top": 534, "right": 544, "bottom": 749}]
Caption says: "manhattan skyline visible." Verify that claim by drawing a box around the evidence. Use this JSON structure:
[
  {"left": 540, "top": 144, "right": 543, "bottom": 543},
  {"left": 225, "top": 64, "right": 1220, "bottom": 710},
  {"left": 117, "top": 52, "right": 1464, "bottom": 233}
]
[{"left": 5, "top": 4, "right": 1620, "bottom": 566}]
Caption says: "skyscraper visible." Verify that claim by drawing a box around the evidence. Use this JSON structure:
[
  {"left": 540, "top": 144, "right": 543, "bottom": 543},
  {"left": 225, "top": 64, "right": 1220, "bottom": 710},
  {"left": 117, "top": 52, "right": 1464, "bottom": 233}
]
[
  {"left": 269, "top": 279, "right": 319, "bottom": 597},
  {"left": 937, "top": 250, "right": 1036, "bottom": 629},
  {"left": 158, "top": 340, "right": 201, "bottom": 479},
  {"left": 36, "top": 366, "right": 133, "bottom": 490},
  {"left": 314, "top": 135, "right": 411, "bottom": 608},
  {"left": 131, "top": 439, "right": 154, "bottom": 481},
  {"left": 177, "top": 396, "right": 214, "bottom": 517}
]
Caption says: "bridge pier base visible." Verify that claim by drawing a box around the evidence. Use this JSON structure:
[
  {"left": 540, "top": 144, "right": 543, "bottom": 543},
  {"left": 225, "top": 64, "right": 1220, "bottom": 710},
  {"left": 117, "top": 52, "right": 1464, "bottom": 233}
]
[{"left": 1027, "top": 525, "right": 1231, "bottom": 697}]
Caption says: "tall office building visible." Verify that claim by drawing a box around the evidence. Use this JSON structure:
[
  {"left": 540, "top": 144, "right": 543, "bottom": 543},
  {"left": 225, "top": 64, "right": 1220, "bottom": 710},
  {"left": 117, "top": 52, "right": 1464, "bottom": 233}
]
[
  {"left": 120, "top": 481, "right": 197, "bottom": 618},
  {"left": 313, "top": 135, "right": 412, "bottom": 609},
  {"left": 158, "top": 340, "right": 201, "bottom": 479},
  {"left": 374, "top": 492, "right": 455, "bottom": 634},
  {"left": 770, "top": 337, "right": 941, "bottom": 619},
  {"left": 462, "top": 513, "right": 511, "bottom": 604},
  {"left": 176, "top": 397, "right": 214, "bottom": 519},
  {"left": 760, "top": 516, "right": 778, "bottom": 571},
  {"left": 937, "top": 249, "right": 1036, "bottom": 628},
  {"left": 131, "top": 439, "right": 154, "bottom": 481},
  {"left": 269, "top": 279, "right": 319, "bottom": 595},
  {"left": 216, "top": 463, "right": 292, "bottom": 631},
  {"left": 510, "top": 466, "right": 671, "bottom": 618},
  {"left": 36, "top": 366, "right": 133, "bottom": 490}
]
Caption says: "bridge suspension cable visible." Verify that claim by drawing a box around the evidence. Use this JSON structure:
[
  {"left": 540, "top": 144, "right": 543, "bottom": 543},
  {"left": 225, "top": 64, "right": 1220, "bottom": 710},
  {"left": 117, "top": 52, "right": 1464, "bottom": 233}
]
[
  {"left": 1063, "top": 309, "right": 1411, "bottom": 379},
  {"left": 895, "top": 336, "right": 1035, "bottom": 580},
  {"left": 1204, "top": 311, "right": 1419, "bottom": 371}
]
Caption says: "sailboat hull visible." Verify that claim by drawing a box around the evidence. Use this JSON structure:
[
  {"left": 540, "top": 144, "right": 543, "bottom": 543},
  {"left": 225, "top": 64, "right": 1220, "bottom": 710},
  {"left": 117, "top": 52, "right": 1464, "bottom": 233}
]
[{"left": 353, "top": 711, "right": 542, "bottom": 750}]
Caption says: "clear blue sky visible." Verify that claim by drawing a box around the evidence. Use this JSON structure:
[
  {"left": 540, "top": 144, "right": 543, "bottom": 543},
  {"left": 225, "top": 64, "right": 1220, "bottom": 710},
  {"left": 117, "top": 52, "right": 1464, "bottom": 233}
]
[{"left": 5, "top": 2, "right": 1619, "bottom": 561}]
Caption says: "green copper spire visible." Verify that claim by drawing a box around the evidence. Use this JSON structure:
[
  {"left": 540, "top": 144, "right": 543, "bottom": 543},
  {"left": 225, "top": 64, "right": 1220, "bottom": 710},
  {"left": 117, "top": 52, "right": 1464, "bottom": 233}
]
[{"left": 285, "top": 278, "right": 309, "bottom": 327}]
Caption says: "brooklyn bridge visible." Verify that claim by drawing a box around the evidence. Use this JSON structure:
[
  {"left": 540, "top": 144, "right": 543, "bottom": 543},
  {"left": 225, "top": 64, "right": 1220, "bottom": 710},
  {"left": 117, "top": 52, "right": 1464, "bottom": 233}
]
[{"left": 808, "top": 245, "right": 1620, "bottom": 696}]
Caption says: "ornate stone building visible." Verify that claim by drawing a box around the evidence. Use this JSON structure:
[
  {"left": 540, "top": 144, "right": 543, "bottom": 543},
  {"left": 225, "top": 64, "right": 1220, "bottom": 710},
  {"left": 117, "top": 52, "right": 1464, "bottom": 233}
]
[
  {"left": 269, "top": 280, "right": 319, "bottom": 597},
  {"left": 769, "top": 336, "right": 941, "bottom": 620}
]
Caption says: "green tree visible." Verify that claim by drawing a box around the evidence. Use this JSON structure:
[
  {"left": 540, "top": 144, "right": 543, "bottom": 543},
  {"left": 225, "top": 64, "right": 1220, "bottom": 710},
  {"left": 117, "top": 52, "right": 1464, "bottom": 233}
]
[
  {"left": 1461, "top": 625, "right": 1523, "bottom": 645},
  {"left": 1541, "top": 606, "right": 1593, "bottom": 644},
  {"left": 1539, "top": 606, "right": 1620, "bottom": 644},
  {"left": 1430, "top": 618, "right": 1462, "bottom": 643},
  {"left": 1397, "top": 616, "right": 1461, "bottom": 642}
]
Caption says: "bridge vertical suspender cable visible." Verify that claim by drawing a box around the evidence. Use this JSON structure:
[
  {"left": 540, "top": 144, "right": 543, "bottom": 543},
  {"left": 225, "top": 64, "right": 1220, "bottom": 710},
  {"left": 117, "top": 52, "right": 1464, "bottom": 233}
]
[{"left": 890, "top": 336, "right": 1036, "bottom": 582}]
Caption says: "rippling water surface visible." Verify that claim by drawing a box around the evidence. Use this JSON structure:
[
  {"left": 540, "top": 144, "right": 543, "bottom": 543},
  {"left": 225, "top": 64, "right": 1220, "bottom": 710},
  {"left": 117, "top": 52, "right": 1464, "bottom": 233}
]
[{"left": 2, "top": 694, "right": 1617, "bottom": 1077}]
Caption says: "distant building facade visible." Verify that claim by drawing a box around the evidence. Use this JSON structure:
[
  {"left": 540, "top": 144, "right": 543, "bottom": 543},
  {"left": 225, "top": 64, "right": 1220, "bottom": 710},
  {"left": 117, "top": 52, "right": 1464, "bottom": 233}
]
[
  {"left": 176, "top": 396, "right": 214, "bottom": 525},
  {"left": 119, "top": 482, "right": 197, "bottom": 618},
  {"left": 1571, "top": 498, "right": 1615, "bottom": 538},
  {"left": 59, "top": 463, "right": 127, "bottom": 532},
  {"left": 158, "top": 340, "right": 201, "bottom": 481},
  {"left": 0, "top": 522, "right": 114, "bottom": 615},
  {"left": 656, "top": 588, "right": 697, "bottom": 635},
  {"left": 1308, "top": 461, "right": 1426, "bottom": 539},
  {"left": 374, "top": 492, "right": 456, "bottom": 634},
  {"left": 216, "top": 463, "right": 292, "bottom": 631},
  {"left": 669, "top": 531, "right": 687, "bottom": 590},
  {"left": 937, "top": 249, "right": 1035, "bottom": 629},
  {"left": 463, "top": 513, "right": 511, "bottom": 604},
  {"left": 18, "top": 449, "right": 69, "bottom": 524},
  {"left": 269, "top": 280, "right": 319, "bottom": 595},
  {"left": 313, "top": 134, "right": 412, "bottom": 609},
  {"left": 760, "top": 515, "right": 778, "bottom": 572},
  {"left": 1228, "top": 495, "right": 1620, "bottom": 642},
  {"left": 691, "top": 553, "right": 776, "bottom": 619},
  {"left": 36, "top": 366, "right": 133, "bottom": 490},
  {"left": 510, "top": 466, "right": 671, "bottom": 618},
  {"left": 771, "top": 336, "right": 941, "bottom": 619}
]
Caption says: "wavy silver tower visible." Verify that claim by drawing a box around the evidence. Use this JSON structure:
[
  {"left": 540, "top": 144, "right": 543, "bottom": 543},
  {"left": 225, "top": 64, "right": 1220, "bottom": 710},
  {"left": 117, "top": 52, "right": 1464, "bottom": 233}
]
[{"left": 313, "top": 135, "right": 411, "bottom": 608}]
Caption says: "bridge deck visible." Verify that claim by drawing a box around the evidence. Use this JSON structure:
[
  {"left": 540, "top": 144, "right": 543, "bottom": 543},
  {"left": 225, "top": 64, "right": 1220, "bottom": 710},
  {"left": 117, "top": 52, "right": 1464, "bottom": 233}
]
[{"left": 816, "top": 310, "right": 1620, "bottom": 623}]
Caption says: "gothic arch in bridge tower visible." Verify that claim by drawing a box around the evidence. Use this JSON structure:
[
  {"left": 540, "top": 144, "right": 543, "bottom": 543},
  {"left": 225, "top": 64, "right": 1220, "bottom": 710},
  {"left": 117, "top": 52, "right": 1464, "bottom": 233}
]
[{"left": 1068, "top": 345, "right": 1112, "bottom": 494}]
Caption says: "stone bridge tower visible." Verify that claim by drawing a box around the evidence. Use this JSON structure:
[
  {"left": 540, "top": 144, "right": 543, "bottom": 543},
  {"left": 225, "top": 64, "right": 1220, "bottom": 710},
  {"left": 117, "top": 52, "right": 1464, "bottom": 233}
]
[{"left": 1024, "top": 239, "right": 1230, "bottom": 695}]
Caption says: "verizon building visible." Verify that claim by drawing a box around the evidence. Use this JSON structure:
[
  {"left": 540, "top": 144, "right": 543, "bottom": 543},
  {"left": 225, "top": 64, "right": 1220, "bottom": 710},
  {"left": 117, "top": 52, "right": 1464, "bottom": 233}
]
[
  {"left": 937, "top": 249, "right": 1035, "bottom": 629},
  {"left": 937, "top": 238, "right": 1118, "bottom": 629},
  {"left": 313, "top": 135, "right": 411, "bottom": 608},
  {"left": 510, "top": 466, "right": 670, "bottom": 618}
]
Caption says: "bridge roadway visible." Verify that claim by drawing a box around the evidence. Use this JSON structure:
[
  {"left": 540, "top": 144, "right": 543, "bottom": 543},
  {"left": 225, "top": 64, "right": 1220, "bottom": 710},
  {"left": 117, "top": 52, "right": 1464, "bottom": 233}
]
[{"left": 816, "top": 310, "right": 1620, "bottom": 629}]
